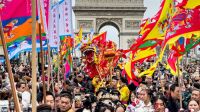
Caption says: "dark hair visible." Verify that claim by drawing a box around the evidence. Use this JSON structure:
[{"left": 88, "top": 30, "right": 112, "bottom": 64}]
[
  {"left": 164, "top": 83, "right": 171, "bottom": 91},
  {"left": 95, "top": 102, "right": 114, "bottom": 112},
  {"left": 112, "top": 76, "right": 118, "bottom": 81},
  {"left": 170, "top": 83, "right": 179, "bottom": 92},
  {"left": 60, "top": 93, "right": 73, "bottom": 103},
  {"left": 55, "top": 94, "right": 61, "bottom": 98},
  {"left": 102, "top": 91, "right": 110, "bottom": 97},
  {"left": 188, "top": 99, "right": 200, "bottom": 106},
  {"left": 82, "top": 94, "right": 97, "bottom": 110},
  {"left": 128, "top": 91, "right": 136, "bottom": 104},
  {"left": 37, "top": 92, "right": 43, "bottom": 104},
  {"left": 14, "top": 75, "right": 20, "bottom": 82},
  {"left": 110, "top": 89, "right": 120, "bottom": 96},
  {"left": 64, "top": 79, "right": 71, "bottom": 85},
  {"left": 69, "top": 74, "right": 73, "bottom": 80},
  {"left": 46, "top": 91, "right": 55, "bottom": 100},
  {"left": 153, "top": 94, "right": 167, "bottom": 107},
  {"left": 120, "top": 76, "right": 128, "bottom": 84},
  {"left": 128, "top": 83, "right": 138, "bottom": 92},
  {"left": 96, "top": 87, "right": 106, "bottom": 96},
  {"left": 60, "top": 89, "right": 73, "bottom": 95},
  {"left": 37, "top": 104, "right": 52, "bottom": 112},
  {"left": 193, "top": 82, "right": 200, "bottom": 90},
  {"left": 115, "top": 104, "right": 126, "bottom": 111},
  {"left": 16, "top": 82, "right": 26, "bottom": 89}
]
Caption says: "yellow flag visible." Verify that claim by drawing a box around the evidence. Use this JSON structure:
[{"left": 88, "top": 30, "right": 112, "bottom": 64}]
[
  {"left": 75, "top": 28, "right": 83, "bottom": 46},
  {"left": 183, "top": 0, "right": 200, "bottom": 9},
  {"left": 124, "top": 61, "right": 133, "bottom": 79},
  {"left": 133, "top": 48, "right": 156, "bottom": 62},
  {"left": 143, "top": 0, "right": 175, "bottom": 41}
]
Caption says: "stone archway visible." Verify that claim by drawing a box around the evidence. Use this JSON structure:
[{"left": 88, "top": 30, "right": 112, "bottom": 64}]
[
  {"left": 98, "top": 21, "right": 120, "bottom": 48},
  {"left": 96, "top": 18, "right": 121, "bottom": 33},
  {"left": 73, "top": 0, "right": 146, "bottom": 49}
]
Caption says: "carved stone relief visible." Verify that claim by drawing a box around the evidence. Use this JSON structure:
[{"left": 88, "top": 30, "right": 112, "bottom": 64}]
[
  {"left": 125, "top": 20, "right": 140, "bottom": 30},
  {"left": 77, "top": 20, "right": 94, "bottom": 29}
]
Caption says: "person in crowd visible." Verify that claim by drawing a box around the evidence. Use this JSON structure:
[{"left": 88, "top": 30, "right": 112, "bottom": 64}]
[
  {"left": 119, "top": 77, "right": 130, "bottom": 104},
  {"left": 1, "top": 55, "right": 200, "bottom": 112},
  {"left": 95, "top": 102, "right": 114, "bottom": 112},
  {"left": 55, "top": 94, "right": 61, "bottom": 110},
  {"left": 60, "top": 93, "right": 74, "bottom": 112},
  {"left": 74, "top": 86, "right": 81, "bottom": 95},
  {"left": 137, "top": 85, "right": 154, "bottom": 112},
  {"left": 111, "top": 76, "right": 119, "bottom": 90},
  {"left": 145, "top": 75, "right": 153, "bottom": 88},
  {"left": 55, "top": 82, "right": 62, "bottom": 94},
  {"left": 153, "top": 95, "right": 169, "bottom": 112},
  {"left": 164, "top": 83, "right": 172, "bottom": 99},
  {"left": 191, "top": 83, "right": 200, "bottom": 103},
  {"left": 92, "top": 76, "right": 103, "bottom": 92},
  {"left": 187, "top": 99, "right": 200, "bottom": 112},
  {"left": 96, "top": 88, "right": 106, "bottom": 101},
  {"left": 16, "top": 81, "right": 31, "bottom": 109},
  {"left": 62, "top": 79, "right": 72, "bottom": 92},
  {"left": 126, "top": 91, "right": 145, "bottom": 112},
  {"left": 76, "top": 93, "right": 97, "bottom": 112},
  {"left": 110, "top": 89, "right": 120, "bottom": 104},
  {"left": 166, "top": 83, "right": 180, "bottom": 112},
  {"left": 75, "top": 73, "right": 85, "bottom": 87},
  {"left": 44, "top": 91, "right": 55, "bottom": 110},
  {"left": 115, "top": 104, "right": 126, "bottom": 112},
  {"left": 19, "top": 63, "right": 24, "bottom": 73},
  {"left": 37, "top": 104, "right": 52, "bottom": 112}
]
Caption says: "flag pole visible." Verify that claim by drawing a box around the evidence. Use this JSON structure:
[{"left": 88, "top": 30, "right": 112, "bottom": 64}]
[
  {"left": 177, "top": 49, "right": 183, "bottom": 109},
  {"left": 39, "top": 23, "right": 47, "bottom": 103},
  {"left": 47, "top": 44, "right": 51, "bottom": 91},
  {"left": 0, "top": 18, "right": 21, "bottom": 112},
  {"left": 58, "top": 54, "right": 60, "bottom": 80},
  {"left": 31, "top": 0, "right": 37, "bottom": 111}
]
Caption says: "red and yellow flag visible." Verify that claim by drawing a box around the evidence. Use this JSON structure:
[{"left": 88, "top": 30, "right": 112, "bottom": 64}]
[
  {"left": 132, "top": 48, "right": 156, "bottom": 62},
  {"left": 176, "top": 0, "right": 200, "bottom": 9},
  {"left": 141, "top": 0, "right": 175, "bottom": 41},
  {"left": 74, "top": 27, "right": 83, "bottom": 47},
  {"left": 92, "top": 32, "right": 107, "bottom": 47}
]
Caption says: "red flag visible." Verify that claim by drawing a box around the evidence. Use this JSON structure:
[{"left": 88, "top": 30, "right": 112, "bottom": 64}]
[
  {"left": 164, "top": 8, "right": 200, "bottom": 46},
  {"left": 167, "top": 51, "right": 178, "bottom": 75},
  {"left": 92, "top": 32, "right": 107, "bottom": 47}
]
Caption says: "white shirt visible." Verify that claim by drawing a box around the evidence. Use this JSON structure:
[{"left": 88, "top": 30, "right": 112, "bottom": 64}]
[
  {"left": 143, "top": 102, "right": 154, "bottom": 112},
  {"left": 22, "top": 91, "right": 31, "bottom": 109}
]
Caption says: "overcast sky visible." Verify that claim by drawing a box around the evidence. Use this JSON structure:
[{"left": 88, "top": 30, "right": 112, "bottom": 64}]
[
  {"left": 72, "top": 0, "right": 162, "bottom": 48},
  {"left": 72, "top": 0, "right": 162, "bottom": 19},
  {"left": 143, "top": 0, "right": 162, "bottom": 18}
]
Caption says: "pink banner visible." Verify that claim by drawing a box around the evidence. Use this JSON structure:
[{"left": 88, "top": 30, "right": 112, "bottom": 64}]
[
  {"left": 0, "top": 0, "right": 31, "bottom": 20},
  {"left": 40, "top": 0, "right": 49, "bottom": 27}
]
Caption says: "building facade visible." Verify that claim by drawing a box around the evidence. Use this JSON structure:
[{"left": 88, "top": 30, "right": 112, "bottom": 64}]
[{"left": 73, "top": 0, "right": 146, "bottom": 50}]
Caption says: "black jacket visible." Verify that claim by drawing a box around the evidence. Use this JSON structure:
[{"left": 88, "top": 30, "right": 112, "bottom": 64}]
[{"left": 166, "top": 97, "right": 180, "bottom": 112}]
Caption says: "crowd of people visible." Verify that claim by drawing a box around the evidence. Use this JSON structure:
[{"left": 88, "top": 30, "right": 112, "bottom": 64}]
[{"left": 0, "top": 59, "right": 199, "bottom": 112}]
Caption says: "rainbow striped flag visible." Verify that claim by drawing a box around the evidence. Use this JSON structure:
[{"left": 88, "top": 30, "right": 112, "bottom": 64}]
[
  {"left": 0, "top": 0, "right": 46, "bottom": 45},
  {"left": 0, "top": 0, "right": 48, "bottom": 60}
]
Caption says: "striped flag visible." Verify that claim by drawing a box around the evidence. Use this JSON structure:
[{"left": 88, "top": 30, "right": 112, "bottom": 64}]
[{"left": 0, "top": 0, "right": 48, "bottom": 60}]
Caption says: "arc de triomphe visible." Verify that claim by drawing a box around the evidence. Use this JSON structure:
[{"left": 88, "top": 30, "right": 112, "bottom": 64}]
[{"left": 73, "top": 0, "right": 146, "bottom": 50}]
